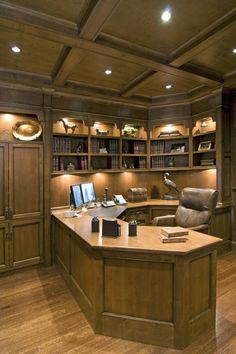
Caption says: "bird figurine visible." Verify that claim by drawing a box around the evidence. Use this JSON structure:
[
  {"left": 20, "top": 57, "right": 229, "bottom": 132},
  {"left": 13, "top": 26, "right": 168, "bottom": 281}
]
[
  {"left": 59, "top": 118, "right": 78, "bottom": 134},
  {"left": 163, "top": 172, "right": 180, "bottom": 200}
]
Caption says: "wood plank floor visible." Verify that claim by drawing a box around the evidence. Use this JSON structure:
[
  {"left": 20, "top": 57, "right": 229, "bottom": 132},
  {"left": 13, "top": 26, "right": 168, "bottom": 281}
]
[{"left": 1, "top": 252, "right": 236, "bottom": 354}]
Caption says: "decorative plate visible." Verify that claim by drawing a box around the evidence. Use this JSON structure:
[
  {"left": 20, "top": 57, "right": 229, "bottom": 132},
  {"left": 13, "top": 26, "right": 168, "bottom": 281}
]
[{"left": 12, "top": 120, "right": 42, "bottom": 141}]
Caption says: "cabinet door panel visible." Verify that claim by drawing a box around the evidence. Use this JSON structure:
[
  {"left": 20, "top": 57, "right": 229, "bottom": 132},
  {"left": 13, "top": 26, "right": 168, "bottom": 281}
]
[
  {"left": 0, "top": 223, "right": 9, "bottom": 270},
  {"left": 9, "top": 144, "right": 43, "bottom": 218},
  {"left": 0, "top": 144, "right": 8, "bottom": 222},
  {"left": 10, "top": 219, "right": 43, "bottom": 268}
]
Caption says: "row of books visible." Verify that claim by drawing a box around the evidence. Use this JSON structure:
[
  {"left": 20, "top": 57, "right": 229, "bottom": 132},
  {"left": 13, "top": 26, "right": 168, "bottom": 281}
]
[
  {"left": 151, "top": 156, "right": 166, "bottom": 168},
  {"left": 122, "top": 140, "right": 146, "bottom": 154},
  {"left": 53, "top": 137, "right": 71, "bottom": 152},
  {"left": 150, "top": 141, "right": 165, "bottom": 154},
  {"left": 122, "top": 156, "right": 146, "bottom": 169},
  {"left": 91, "top": 139, "right": 119, "bottom": 153},
  {"left": 52, "top": 156, "right": 88, "bottom": 171},
  {"left": 91, "top": 156, "right": 119, "bottom": 169},
  {"left": 200, "top": 159, "right": 215, "bottom": 166},
  {"left": 159, "top": 227, "right": 188, "bottom": 243}
]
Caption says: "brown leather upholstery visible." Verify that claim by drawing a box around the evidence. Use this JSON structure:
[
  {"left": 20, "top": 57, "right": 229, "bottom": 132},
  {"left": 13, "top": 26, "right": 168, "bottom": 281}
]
[{"left": 153, "top": 187, "right": 218, "bottom": 234}]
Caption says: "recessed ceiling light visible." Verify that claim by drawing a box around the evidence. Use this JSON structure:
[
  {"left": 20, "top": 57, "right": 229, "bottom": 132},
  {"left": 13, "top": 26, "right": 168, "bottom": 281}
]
[
  {"left": 166, "top": 84, "right": 172, "bottom": 89},
  {"left": 11, "top": 45, "right": 21, "bottom": 53},
  {"left": 105, "top": 69, "right": 112, "bottom": 75},
  {"left": 161, "top": 8, "right": 171, "bottom": 22},
  {"left": 233, "top": 48, "right": 236, "bottom": 54}
]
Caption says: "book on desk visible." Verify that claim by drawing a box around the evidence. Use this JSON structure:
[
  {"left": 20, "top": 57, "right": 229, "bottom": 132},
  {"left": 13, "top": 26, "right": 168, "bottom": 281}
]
[{"left": 160, "top": 226, "right": 189, "bottom": 243}]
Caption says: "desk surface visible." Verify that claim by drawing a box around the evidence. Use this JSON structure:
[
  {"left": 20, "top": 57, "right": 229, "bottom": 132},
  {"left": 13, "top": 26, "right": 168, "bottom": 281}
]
[{"left": 52, "top": 208, "right": 221, "bottom": 256}]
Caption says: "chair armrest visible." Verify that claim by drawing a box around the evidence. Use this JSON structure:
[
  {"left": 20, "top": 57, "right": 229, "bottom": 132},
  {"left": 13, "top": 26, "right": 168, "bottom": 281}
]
[
  {"left": 188, "top": 224, "right": 208, "bottom": 234},
  {"left": 152, "top": 215, "right": 176, "bottom": 226}
]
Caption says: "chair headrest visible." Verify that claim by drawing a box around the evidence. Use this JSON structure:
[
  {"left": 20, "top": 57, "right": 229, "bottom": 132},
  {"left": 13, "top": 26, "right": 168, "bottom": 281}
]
[{"left": 179, "top": 187, "right": 218, "bottom": 211}]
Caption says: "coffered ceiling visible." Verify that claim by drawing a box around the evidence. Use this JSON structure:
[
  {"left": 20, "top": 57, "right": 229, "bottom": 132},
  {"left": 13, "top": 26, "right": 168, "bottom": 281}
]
[{"left": 0, "top": 0, "right": 235, "bottom": 107}]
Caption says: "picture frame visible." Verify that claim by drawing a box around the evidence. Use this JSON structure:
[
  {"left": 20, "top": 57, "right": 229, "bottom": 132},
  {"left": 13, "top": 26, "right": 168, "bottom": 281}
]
[
  {"left": 170, "top": 143, "right": 186, "bottom": 153},
  {"left": 198, "top": 141, "right": 212, "bottom": 151}
]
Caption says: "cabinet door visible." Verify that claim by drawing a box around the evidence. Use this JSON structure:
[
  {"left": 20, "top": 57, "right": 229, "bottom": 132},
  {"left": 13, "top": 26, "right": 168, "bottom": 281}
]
[
  {"left": 0, "top": 143, "right": 8, "bottom": 222},
  {"left": 0, "top": 223, "right": 10, "bottom": 271},
  {"left": 9, "top": 218, "right": 43, "bottom": 268},
  {"left": 9, "top": 144, "right": 43, "bottom": 219}
]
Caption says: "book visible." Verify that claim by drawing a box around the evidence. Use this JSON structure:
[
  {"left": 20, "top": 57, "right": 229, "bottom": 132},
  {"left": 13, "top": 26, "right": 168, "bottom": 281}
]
[
  {"left": 159, "top": 234, "right": 187, "bottom": 243},
  {"left": 160, "top": 226, "right": 189, "bottom": 238}
]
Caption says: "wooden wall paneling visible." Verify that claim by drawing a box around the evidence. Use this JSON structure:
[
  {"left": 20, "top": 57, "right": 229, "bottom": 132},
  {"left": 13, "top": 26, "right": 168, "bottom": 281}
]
[
  {"left": 0, "top": 143, "right": 8, "bottom": 222},
  {"left": 0, "top": 223, "right": 9, "bottom": 270},
  {"left": 50, "top": 170, "right": 217, "bottom": 208},
  {"left": 43, "top": 105, "right": 53, "bottom": 266},
  {"left": 52, "top": 94, "right": 148, "bottom": 120},
  {"left": 209, "top": 206, "right": 232, "bottom": 244}
]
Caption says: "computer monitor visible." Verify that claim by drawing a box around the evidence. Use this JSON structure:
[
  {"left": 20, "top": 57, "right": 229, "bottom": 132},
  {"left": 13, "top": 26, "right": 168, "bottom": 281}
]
[
  {"left": 80, "top": 182, "right": 96, "bottom": 204},
  {"left": 70, "top": 184, "right": 83, "bottom": 209}
]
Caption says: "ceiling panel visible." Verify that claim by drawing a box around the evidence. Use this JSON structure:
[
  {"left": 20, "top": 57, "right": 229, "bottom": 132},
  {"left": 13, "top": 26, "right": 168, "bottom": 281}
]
[
  {"left": 0, "top": 27, "right": 63, "bottom": 76},
  {"left": 135, "top": 72, "right": 201, "bottom": 97},
  {"left": 67, "top": 52, "right": 147, "bottom": 90},
  {"left": 102, "top": 0, "right": 236, "bottom": 55},
  {"left": 6, "top": 0, "right": 91, "bottom": 24},
  {"left": 190, "top": 23, "right": 236, "bottom": 76}
]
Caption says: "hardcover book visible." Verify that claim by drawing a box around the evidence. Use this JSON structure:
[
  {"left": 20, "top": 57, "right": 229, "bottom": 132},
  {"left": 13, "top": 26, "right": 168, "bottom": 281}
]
[
  {"left": 159, "top": 234, "right": 187, "bottom": 243},
  {"left": 160, "top": 226, "right": 189, "bottom": 238}
]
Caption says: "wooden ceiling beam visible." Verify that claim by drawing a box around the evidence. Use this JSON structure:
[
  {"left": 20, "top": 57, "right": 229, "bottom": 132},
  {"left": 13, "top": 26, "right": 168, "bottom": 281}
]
[
  {"left": 121, "top": 70, "right": 160, "bottom": 98},
  {"left": 0, "top": 0, "right": 77, "bottom": 35},
  {"left": 80, "top": 0, "right": 121, "bottom": 40},
  {"left": 169, "top": 8, "right": 236, "bottom": 67},
  {"left": 53, "top": 47, "right": 85, "bottom": 85},
  {"left": 224, "top": 71, "right": 236, "bottom": 89},
  {"left": 0, "top": 15, "right": 222, "bottom": 87}
]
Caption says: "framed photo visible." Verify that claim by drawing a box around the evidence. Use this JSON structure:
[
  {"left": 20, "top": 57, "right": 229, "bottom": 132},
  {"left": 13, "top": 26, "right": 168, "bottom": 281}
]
[
  {"left": 171, "top": 143, "right": 186, "bottom": 153},
  {"left": 198, "top": 141, "right": 212, "bottom": 151}
]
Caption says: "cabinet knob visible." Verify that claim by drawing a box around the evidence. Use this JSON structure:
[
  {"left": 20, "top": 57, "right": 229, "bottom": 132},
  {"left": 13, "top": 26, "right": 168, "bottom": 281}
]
[{"left": 5, "top": 230, "right": 9, "bottom": 239}]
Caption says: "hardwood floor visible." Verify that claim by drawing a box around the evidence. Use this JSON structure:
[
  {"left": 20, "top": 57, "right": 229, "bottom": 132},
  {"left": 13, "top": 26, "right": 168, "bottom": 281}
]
[{"left": 0, "top": 252, "right": 236, "bottom": 354}]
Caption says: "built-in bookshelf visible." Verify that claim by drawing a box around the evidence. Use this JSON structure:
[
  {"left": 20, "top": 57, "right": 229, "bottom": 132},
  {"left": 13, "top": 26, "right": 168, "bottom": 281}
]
[
  {"left": 51, "top": 116, "right": 218, "bottom": 174},
  {"left": 52, "top": 118, "right": 89, "bottom": 174},
  {"left": 121, "top": 123, "right": 147, "bottom": 170},
  {"left": 192, "top": 117, "right": 216, "bottom": 168},
  {"left": 150, "top": 123, "right": 190, "bottom": 170}
]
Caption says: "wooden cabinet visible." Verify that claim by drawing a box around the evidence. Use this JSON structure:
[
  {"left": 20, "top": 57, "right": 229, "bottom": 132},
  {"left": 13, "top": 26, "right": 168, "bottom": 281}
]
[{"left": 0, "top": 142, "right": 44, "bottom": 272}]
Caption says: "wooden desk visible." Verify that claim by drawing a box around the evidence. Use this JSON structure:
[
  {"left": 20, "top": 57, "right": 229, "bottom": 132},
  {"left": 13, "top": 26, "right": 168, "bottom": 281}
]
[{"left": 52, "top": 209, "right": 221, "bottom": 349}]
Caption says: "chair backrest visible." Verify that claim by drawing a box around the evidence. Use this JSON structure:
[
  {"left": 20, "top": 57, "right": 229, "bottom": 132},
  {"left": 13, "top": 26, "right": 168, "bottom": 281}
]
[{"left": 175, "top": 187, "right": 218, "bottom": 228}]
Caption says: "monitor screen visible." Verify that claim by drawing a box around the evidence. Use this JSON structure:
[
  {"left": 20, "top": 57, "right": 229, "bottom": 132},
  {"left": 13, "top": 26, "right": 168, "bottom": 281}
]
[
  {"left": 70, "top": 184, "right": 83, "bottom": 209},
  {"left": 80, "top": 182, "right": 96, "bottom": 203}
]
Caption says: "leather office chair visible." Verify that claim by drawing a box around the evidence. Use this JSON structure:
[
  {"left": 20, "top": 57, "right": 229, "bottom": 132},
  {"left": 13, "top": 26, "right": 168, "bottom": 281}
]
[{"left": 153, "top": 187, "right": 218, "bottom": 234}]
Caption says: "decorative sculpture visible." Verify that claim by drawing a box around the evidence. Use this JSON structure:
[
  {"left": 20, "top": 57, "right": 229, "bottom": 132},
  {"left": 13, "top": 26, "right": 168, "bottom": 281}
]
[
  {"left": 163, "top": 172, "right": 179, "bottom": 200},
  {"left": 59, "top": 118, "right": 78, "bottom": 133}
]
